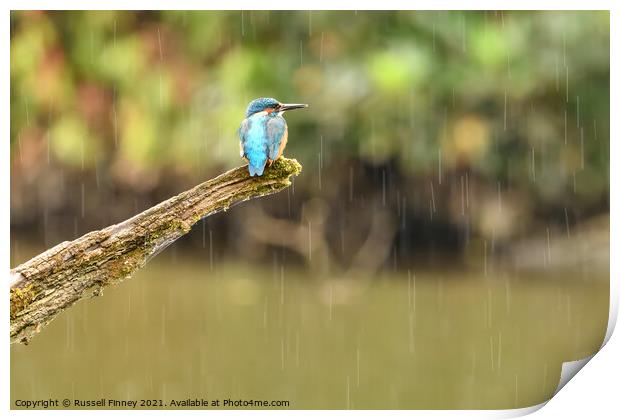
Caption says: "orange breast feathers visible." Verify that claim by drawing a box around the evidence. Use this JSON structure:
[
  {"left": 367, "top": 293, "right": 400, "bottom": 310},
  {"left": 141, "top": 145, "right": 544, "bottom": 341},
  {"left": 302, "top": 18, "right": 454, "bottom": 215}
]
[{"left": 275, "top": 126, "right": 288, "bottom": 160}]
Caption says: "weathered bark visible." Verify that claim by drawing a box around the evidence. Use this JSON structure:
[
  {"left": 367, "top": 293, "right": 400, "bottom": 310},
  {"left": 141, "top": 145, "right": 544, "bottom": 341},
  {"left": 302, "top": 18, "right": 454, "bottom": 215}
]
[{"left": 10, "top": 157, "right": 302, "bottom": 344}]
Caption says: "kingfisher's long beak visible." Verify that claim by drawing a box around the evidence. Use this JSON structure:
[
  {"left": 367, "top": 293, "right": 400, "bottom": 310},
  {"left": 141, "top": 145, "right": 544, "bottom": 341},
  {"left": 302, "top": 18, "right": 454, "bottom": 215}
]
[{"left": 280, "top": 103, "right": 308, "bottom": 111}]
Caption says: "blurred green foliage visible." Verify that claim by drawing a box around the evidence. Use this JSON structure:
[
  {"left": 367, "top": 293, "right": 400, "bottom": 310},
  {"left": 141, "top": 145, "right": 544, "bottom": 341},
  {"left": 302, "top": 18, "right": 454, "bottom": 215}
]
[
  {"left": 10, "top": 12, "right": 610, "bottom": 406},
  {"left": 10, "top": 10, "right": 609, "bottom": 230}
]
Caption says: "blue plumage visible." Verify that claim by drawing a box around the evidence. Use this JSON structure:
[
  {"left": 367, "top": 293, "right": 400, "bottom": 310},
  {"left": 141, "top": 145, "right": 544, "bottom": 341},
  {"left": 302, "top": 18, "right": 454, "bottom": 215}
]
[
  {"left": 239, "top": 114, "right": 275, "bottom": 176},
  {"left": 244, "top": 97, "right": 279, "bottom": 118},
  {"left": 239, "top": 97, "right": 308, "bottom": 177}
]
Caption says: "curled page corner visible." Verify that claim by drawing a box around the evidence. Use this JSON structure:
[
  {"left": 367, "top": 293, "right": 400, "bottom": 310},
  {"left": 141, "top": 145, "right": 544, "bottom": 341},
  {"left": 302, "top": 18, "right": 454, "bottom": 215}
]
[
  {"left": 554, "top": 355, "right": 595, "bottom": 395},
  {"left": 503, "top": 354, "right": 598, "bottom": 417},
  {"left": 545, "top": 276, "right": 617, "bottom": 401},
  {"left": 509, "top": 278, "right": 616, "bottom": 416},
  {"left": 499, "top": 402, "right": 547, "bottom": 418},
  {"left": 602, "top": 278, "right": 618, "bottom": 347}
]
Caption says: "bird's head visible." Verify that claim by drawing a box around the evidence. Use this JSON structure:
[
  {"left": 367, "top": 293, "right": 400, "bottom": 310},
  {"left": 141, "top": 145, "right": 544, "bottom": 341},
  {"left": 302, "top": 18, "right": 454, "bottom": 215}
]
[{"left": 245, "top": 97, "right": 308, "bottom": 118}]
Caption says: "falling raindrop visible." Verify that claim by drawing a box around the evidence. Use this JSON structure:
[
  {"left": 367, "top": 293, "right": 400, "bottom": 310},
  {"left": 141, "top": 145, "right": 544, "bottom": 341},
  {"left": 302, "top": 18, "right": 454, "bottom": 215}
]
[
  {"left": 430, "top": 181, "right": 436, "bottom": 214},
  {"left": 465, "top": 172, "right": 469, "bottom": 208},
  {"left": 161, "top": 306, "right": 166, "bottom": 345},
  {"left": 317, "top": 153, "right": 322, "bottom": 191},
  {"left": 349, "top": 166, "right": 354, "bottom": 202},
  {"left": 503, "top": 89, "right": 507, "bottom": 130},
  {"left": 89, "top": 29, "right": 94, "bottom": 64},
  {"left": 461, "top": 13, "right": 467, "bottom": 53},
  {"left": 438, "top": 148, "right": 442, "bottom": 185},
  {"left": 546, "top": 227, "right": 552, "bottom": 264},
  {"left": 471, "top": 346, "right": 478, "bottom": 382},
  {"left": 555, "top": 55, "right": 560, "bottom": 91},
  {"left": 202, "top": 219, "right": 206, "bottom": 248},
  {"left": 407, "top": 270, "right": 412, "bottom": 310},
  {"left": 81, "top": 182, "right": 85, "bottom": 218},
  {"left": 489, "top": 335, "right": 494, "bottom": 371},
  {"left": 209, "top": 229, "right": 214, "bottom": 271},
  {"left": 95, "top": 163, "right": 100, "bottom": 188},
  {"left": 80, "top": 134, "right": 85, "bottom": 171},
  {"left": 287, "top": 187, "right": 292, "bottom": 217},
  {"left": 112, "top": 90, "right": 119, "bottom": 147},
  {"left": 542, "top": 363, "right": 548, "bottom": 394},
  {"left": 497, "top": 332, "right": 502, "bottom": 370},
  {"left": 346, "top": 375, "right": 351, "bottom": 409},
  {"left": 506, "top": 49, "right": 512, "bottom": 80},
  {"left": 565, "top": 65, "right": 569, "bottom": 103},
  {"left": 460, "top": 175, "right": 465, "bottom": 215},
  {"left": 281, "top": 338, "right": 285, "bottom": 370},
  {"left": 594, "top": 119, "right": 598, "bottom": 141},
  {"left": 308, "top": 220, "right": 312, "bottom": 261},
  {"left": 531, "top": 147, "right": 536, "bottom": 182},
  {"left": 559, "top": 28, "right": 568, "bottom": 75},
  {"left": 408, "top": 312, "right": 415, "bottom": 354},
  {"left": 157, "top": 27, "right": 164, "bottom": 108},
  {"left": 576, "top": 95, "right": 580, "bottom": 128},
  {"left": 580, "top": 127, "right": 585, "bottom": 169},
  {"left": 280, "top": 265, "right": 284, "bottom": 305},
  {"left": 413, "top": 272, "right": 417, "bottom": 312},
  {"left": 564, "top": 108, "right": 568, "bottom": 145},
  {"left": 483, "top": 240, "right": 488, "bottom": 277},
  {"left": 487, "top": 288, "right": 493, "bottom": 328},
  {"left": 46, "top": 129, "right": 51, "bottom": 164},
  {"left": 401, "top": 196, "right": 407, "bottom": 229},
  {"left": 382, "top": 170, "right": 386, "bottom": 206},
  {"left": 356, "top": 347, "right": 360, "bottom": 387},
  {"left": 23, "top": 97, "right": 30, "bottom": 126},
  {"left": 505, "top": 278, "right": 511, "bottom": 315},
  {"left": 514, "top": 374, "right": 519, "bottom": 406},
  {"left": 263, "top": 297, "right": 268, "bottom": 329},
  {"left": 295, "top": 331, "right": 300, "bottom": 367},
  {"left": 497, "top": 182, "right": 502, "bottom": 213}
]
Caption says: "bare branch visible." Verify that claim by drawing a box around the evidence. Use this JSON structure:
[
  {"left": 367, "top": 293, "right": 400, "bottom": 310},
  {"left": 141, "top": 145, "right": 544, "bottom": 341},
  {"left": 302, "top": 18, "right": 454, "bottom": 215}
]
[{"left": 10, "top": 158, "right": 302, "bottom": 344}]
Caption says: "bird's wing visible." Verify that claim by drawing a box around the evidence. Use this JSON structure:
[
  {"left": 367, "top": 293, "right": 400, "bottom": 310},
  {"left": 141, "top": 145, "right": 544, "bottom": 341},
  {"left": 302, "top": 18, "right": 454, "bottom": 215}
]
[
  {"left": 238, "top": 118, "right": 252, "bottom": 157},
  {"left": 266, "top": 116, "right": 287, "bottom": 160}
]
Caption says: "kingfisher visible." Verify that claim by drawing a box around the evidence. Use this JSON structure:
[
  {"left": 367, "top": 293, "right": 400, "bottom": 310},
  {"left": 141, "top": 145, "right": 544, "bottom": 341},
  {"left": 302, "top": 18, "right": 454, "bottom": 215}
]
[{"left": 239, "top": 97, "right": 308, "bottom": 176}]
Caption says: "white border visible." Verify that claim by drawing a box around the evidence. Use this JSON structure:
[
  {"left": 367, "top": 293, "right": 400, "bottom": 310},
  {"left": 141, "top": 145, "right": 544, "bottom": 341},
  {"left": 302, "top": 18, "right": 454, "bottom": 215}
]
[{"left": 2, "top": 2, "right": 616, "bottom": 419}]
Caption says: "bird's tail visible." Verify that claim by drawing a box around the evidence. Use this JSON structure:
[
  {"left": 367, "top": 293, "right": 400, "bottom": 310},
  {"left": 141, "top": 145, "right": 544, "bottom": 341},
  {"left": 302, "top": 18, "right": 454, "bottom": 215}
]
[{"left": 248, "top": 160, "right": 266, "bottom": 177}]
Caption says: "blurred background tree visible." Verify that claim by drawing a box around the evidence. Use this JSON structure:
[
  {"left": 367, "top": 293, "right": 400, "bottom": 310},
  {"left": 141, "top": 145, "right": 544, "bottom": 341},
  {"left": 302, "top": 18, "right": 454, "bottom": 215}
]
[{"left": 10, "top": 10, "right": 609, "bottom": 270}]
